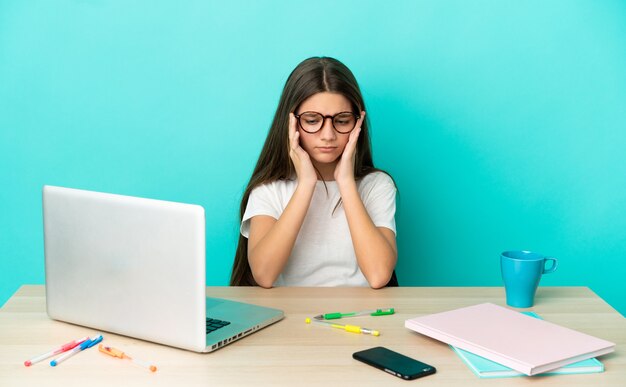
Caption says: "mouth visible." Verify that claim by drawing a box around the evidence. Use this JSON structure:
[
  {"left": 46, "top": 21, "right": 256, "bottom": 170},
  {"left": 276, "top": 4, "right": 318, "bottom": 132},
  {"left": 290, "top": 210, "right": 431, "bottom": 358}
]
[{"left": 317, "top": 146, "right": 338, "bottom": 153}]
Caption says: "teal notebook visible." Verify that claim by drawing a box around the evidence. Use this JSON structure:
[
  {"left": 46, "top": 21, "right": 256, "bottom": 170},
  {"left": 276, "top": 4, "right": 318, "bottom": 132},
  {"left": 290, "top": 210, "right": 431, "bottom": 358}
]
[{"left": 451, "top": 312, "right": 604, "bottom": 378}]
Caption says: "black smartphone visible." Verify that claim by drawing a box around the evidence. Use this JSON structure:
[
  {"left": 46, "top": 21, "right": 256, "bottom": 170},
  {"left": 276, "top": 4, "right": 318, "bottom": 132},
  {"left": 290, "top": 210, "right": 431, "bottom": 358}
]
[{"left": 353, "top": 346, "right": 436, "bottom": 380}]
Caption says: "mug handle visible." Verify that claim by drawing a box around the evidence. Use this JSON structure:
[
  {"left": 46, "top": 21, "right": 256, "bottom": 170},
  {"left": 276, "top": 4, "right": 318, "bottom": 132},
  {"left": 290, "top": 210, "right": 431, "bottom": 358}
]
[{"left": 543, "top": 258, "right": 558, "bottom": 274}]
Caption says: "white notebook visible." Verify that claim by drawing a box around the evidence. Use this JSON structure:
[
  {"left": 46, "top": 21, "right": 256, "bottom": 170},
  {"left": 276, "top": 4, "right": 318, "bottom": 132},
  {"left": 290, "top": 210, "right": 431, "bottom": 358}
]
[{"left": 405, "top": 303, "right": 615, "bottom": 376}]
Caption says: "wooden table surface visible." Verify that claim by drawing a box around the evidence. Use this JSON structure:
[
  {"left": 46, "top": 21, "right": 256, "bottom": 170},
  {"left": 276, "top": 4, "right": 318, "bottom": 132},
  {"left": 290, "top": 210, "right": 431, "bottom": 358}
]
[{"left": 1, "top": 285, "right": 624, "bottom": 386}]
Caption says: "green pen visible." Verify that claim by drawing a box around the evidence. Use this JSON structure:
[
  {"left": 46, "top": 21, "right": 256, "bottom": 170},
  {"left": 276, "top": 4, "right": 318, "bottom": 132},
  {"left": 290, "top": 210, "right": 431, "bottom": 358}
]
[{"left": 314, "top": 308, "right": 395, "bottom": 320}]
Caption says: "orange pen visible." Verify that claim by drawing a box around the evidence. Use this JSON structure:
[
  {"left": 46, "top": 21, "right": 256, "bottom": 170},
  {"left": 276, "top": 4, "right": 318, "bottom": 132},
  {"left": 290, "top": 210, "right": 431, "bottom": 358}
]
[{"left": 98, "top": 344, "right": 157, "bottom": 372}]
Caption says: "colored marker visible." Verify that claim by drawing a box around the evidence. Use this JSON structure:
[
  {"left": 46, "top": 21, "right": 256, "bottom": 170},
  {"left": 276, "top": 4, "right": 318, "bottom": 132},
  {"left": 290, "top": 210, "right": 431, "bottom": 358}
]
[
  {"left": 98, "top": 344, "right": 157, "bottom": 372},
  {"left": 24, "top": 336, "right": 89, "bottom": 367},
  {"left": 50, "top": 335, "right": 103, "bottom": 367},
  {"left": 314, "top": 308, "right": 395, "bottom": 320},
  {"left": 305, "top": 317, "right": 380, "bottom": 336}
]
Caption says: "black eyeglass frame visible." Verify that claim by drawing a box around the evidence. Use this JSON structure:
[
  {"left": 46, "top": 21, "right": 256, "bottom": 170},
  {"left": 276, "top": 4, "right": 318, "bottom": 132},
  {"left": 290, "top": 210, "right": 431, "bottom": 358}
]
[{"left": 294, "top": 111, "right": 361, "bottom": 134}]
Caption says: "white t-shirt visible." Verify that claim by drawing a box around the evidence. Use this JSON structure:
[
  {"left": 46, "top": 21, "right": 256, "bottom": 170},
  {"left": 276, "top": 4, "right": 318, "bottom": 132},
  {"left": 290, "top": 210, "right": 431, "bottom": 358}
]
[{"left": 240, "top": 171, "right": 396, "bottom": 287}]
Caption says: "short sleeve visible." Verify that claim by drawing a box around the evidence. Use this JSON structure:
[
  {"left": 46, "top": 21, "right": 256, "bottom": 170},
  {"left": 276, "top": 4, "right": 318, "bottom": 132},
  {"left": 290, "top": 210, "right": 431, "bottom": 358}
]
[
  {"left": 240, "top": 183, "right": 282, "bottom": 238},
  {"left": 360, "top": 172, "right": 397, "bottom": 235}
]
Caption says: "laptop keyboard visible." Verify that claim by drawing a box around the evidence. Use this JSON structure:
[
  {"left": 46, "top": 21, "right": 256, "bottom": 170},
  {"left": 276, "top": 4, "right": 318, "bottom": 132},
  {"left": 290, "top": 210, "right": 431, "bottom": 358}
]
[{"left": 206, "top": 317, "right": 231, "bottom": 334}]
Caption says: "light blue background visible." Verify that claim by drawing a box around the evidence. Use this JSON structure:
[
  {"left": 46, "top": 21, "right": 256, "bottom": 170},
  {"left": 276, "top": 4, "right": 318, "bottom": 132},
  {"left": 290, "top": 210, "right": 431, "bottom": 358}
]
[{"left": 1, "top": 1, "right": 625, "bottom": 315}]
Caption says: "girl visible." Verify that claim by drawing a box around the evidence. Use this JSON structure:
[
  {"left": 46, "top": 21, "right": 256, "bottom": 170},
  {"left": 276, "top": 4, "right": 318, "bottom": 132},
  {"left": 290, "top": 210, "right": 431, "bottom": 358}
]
[{"left": 230, "top": 57, "right": 397, "bottom": 288}]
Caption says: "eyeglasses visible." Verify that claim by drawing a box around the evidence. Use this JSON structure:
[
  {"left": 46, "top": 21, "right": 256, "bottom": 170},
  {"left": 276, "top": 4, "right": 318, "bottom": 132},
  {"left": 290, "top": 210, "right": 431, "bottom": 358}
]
[{"left": 294, "top": 111, "right": 360, "bottom": 134}]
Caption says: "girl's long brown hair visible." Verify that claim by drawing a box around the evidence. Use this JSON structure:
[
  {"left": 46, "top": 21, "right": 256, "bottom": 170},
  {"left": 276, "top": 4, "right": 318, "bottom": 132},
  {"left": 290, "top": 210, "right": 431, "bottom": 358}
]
[{"left": 230, "top": 57, "right": 385, "bottom": 286}]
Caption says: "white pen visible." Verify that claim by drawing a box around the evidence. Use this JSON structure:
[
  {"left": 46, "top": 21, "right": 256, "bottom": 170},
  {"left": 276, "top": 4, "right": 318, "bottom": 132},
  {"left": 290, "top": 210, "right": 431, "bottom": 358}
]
[
  {"left": 24, "top": 336, "right": 89, "bottom": 366},
  {"left": 50, "top": 335, "right": 103, "bottom": 367}
]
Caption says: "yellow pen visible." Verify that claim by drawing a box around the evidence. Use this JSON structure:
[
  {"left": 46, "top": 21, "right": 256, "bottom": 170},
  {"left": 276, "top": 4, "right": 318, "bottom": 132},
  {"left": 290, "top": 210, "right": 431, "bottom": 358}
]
[{"left": 305, "top": 317, "right": 380, "bottom": 336}]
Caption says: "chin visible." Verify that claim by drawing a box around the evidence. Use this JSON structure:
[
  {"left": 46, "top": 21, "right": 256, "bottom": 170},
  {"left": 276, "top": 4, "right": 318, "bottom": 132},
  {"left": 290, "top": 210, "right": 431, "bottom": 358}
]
[{"left": 312, "top": 154, "right": 340, "bottom": 164}]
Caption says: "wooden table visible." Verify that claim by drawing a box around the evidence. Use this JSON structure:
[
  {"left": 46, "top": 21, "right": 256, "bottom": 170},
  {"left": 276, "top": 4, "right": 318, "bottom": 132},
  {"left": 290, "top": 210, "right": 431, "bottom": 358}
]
[{"left": 1, "top": 285, "right": 624, "bottom": 386}]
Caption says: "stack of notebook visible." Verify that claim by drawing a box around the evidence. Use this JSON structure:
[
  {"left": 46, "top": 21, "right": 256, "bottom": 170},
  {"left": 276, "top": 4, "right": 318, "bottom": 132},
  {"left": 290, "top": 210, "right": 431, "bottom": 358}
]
[
  {"left": 450, "top": 311, "right": 603, "bottom": 378},
  {"left": 451, "top": 344, "right": 604, "bottom": 378},
  {"left": 405, "top": 303, "right": 615, "bottom": 378}
]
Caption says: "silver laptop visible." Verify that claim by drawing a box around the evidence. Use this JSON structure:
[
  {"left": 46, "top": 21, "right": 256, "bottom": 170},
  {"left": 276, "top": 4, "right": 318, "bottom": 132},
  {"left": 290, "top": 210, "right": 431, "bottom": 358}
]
[{"left": 43, "top": 185, "right": 283, "bottom": 352}]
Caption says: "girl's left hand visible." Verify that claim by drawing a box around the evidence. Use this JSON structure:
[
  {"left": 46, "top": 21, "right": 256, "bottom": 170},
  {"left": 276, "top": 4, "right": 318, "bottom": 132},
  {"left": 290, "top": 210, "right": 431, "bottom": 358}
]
[{"left": 334, "top": 111, "right": 365, "bottom": 185}]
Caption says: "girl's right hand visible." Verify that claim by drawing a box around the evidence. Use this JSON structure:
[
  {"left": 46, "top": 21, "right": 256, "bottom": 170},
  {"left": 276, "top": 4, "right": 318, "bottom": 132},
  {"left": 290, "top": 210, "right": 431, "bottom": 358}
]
[{"left": 288, "top": 113, "right": 317, "bottom": 186}]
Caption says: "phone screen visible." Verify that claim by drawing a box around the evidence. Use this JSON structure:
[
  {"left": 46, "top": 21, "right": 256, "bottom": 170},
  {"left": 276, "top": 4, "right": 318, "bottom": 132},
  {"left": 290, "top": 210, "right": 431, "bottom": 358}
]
[{"left": 353, "top": 346, "right": 436, "bottom": 380}]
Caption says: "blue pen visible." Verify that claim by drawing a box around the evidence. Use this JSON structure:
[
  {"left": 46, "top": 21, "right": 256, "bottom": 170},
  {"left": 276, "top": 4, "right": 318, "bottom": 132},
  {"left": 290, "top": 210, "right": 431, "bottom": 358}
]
[{"left": 50, "top": 335, "right": 103, "bottom": 367}]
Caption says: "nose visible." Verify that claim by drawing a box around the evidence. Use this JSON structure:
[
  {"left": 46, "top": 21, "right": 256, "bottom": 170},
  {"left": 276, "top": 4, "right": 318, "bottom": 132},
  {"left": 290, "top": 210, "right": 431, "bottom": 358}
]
[{"left": 319, "top": 117, "right": 337, "bottom": 140}]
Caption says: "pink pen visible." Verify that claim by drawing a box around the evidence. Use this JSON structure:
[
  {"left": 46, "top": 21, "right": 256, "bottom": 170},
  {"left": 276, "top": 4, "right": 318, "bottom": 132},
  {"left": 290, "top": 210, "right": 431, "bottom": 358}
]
[{"left": 24, "top": 336, "right": 89, "bottom": 367}]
